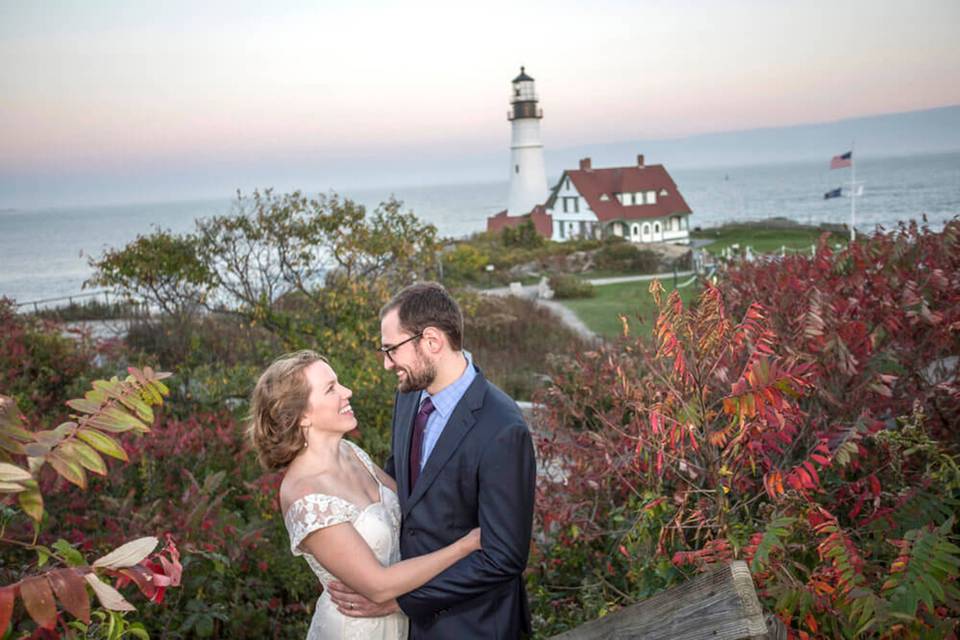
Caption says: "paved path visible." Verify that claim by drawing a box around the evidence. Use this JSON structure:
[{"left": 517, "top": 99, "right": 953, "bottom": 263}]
[
  {"left": 485, "top": 271, "right": 694, "bottom": 298},
  {"left": 484, "top": 271, "right": 695, "bottom": 341}
]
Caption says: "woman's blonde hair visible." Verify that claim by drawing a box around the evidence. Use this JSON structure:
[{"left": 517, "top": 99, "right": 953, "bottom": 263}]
[{"left": 248, "top": 350, "right": 326, "bottom": 471}]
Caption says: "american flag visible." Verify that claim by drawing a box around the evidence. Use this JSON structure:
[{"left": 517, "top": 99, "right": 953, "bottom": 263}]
[{"left": 830, "top": 151, "right": 852, "bottom": 170}]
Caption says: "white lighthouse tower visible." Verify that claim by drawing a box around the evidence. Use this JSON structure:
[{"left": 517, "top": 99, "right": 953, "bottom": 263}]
[{"left": 507, "top": 67, "right": 548, "bottom": 216}]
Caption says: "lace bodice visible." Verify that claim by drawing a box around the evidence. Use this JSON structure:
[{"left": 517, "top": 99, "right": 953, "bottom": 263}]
[{"left": 282, "top": 440, "right": 406, "bottom": 639}]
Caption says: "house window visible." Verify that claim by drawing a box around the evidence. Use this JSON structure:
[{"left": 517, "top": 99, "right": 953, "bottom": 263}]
[
  {"left": 660, "top": 188, "right": 668, "bottom": 196},
  {"left": 646, "top": 190, "right": 657, "bottom": 204},
  {"left": 615, "top": 193, "right": 623, "bottom": 204},
  {"left": 635, "top": 192, "right": 643, "bottom": 205},
  {"left": 558, "top": 221, "right": 565, "bottom": 239},
  {"left": 654, "top": 222, "right": 661, "bottom": 235},
  {"left": 562, "top": 196, "right": 579, "bottom": 213},
  {"left": 564, "top": 176, "right": 571, "bottom": 190},
  {"left": 631, "top": 224, "right": 640, "bottom": 241},
  {"left": 515, "top": 165, "right": 519, "bottom": 174}
]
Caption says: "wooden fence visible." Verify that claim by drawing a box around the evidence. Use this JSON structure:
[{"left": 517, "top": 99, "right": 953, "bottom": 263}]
[{"left": 549, "top": 561, "right": 786, "bottom": 640}]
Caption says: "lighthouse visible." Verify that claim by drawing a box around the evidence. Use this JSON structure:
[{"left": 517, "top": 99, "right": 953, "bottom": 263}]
[{"left": 506, "top": 67, "right": 548, "bottom": 216}]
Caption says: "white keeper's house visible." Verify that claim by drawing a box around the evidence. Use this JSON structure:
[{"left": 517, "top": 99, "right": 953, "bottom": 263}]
[{"left": 487, "top": 67, "right": 693, "bottom": 245}]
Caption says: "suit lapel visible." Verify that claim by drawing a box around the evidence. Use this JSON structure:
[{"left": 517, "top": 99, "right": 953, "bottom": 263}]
[
  {"left": 394, "top": 392, "right": 420, "bottom": 504},
  {"left": 403, "top": 372, "right": 487, "bottom": 519}
]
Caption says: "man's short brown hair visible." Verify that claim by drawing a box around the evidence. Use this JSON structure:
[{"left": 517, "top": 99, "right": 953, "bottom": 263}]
[{"left": 381, "top": 282, "right": 463, "bottom": 351}]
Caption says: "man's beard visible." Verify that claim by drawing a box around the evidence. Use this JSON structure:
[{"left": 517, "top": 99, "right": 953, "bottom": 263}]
[{"left": 397, "top": 351, "right": 437, "bottom": 393}]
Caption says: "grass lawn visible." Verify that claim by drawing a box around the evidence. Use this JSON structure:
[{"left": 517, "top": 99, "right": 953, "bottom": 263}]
[
  {"left": 692, "top": 224, "right": 846, "bottom": 255},
  {"left": 561, "top": 278, "right": 701, "bottom": 340}
]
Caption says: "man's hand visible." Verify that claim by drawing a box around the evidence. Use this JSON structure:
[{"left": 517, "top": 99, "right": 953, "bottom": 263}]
[{"left": 327, "top": 581, "right": 401, "bottom": 618}]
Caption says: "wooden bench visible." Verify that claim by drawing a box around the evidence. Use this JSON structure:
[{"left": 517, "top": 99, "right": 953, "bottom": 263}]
[{"left": 549, "top": 561, "right": 786, "bottom": 640}]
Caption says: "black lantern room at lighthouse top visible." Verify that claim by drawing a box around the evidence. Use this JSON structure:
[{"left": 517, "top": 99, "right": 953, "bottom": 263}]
[{"left": 509, "top": 67, "right": 542, "bottom": 121}]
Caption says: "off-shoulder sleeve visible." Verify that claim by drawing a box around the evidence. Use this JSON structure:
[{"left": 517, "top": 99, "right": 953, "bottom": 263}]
[{"left": 283, "top": 493, "right": 359, "bottom": 556}]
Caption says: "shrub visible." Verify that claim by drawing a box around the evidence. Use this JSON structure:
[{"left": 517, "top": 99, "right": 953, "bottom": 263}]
[
  {"left": 594, "top": 242, "right": 661, "bottom": 273},
  {"left": 548, "top": 274, "right": 595, "bottom": 300},
  {"left": 501, "top": 220, "right": 546, "bottom": 249},
  {"left": 0, "top": 299, "right": 96, "bottom": 417},
  {"left": 441, "top": 244, "right": 490, "bottom": 286},
  {"left": 460, "top": 292, "right": 589, "bottom": 401},
  {"left": 530, "top": 220, "right": 960, "bottom": 638}
]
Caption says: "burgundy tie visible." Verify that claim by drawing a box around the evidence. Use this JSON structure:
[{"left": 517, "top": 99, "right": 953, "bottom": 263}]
[{"left": 409, "top": 397, "right": 435, "bottom": 489}]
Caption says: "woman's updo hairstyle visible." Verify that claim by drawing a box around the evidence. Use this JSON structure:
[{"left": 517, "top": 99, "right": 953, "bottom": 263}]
[{"left": 248, "top": 350, "right": 326, "bottom": 471}]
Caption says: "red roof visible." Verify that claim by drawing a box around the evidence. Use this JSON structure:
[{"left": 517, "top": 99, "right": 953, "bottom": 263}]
[
  {"left": 549, "top": 162, "right": 692, "bottom": 222},
  {"left": 486, "top": 205, "right": 553, "bottom": 237}
]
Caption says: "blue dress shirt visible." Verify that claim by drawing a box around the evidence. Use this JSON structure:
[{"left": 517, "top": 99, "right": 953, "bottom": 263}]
[{"left": 416, "top": 352, "right": 477, "bottom": 471}]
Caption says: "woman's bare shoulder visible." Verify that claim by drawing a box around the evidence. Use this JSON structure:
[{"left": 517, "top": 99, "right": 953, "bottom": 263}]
[{"left": 279, "top": 470, "right": 342, "bottom": 514}]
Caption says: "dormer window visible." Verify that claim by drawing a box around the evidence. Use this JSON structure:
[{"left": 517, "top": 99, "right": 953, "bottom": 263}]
[
  {"left": 660, "top": 188, "right": 668, "bottom": 196},
  {"left": 600, "top": 194, "right": 610, "bottom": 202},
  {"left": 646, "top": 190, "right": 657, "bottom": 204}
]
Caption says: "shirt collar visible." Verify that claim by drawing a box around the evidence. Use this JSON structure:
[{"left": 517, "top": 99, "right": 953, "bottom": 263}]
[{"left": 422, "top": 351, "right": 475, "bottom": 420}]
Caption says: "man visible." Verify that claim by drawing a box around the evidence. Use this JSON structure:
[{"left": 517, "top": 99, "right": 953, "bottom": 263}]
[{"left": 328, "top": 282, "right": 536, "bottom": 639}]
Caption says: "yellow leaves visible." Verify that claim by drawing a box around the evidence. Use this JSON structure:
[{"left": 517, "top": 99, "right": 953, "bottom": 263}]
[
  {"left": 5, "top": 366, "right": 171, "bottom": 523},
  {"left": 76, "top": 428, "right": 128, "bottom": 461},
  {"left": 47, "top": 451, "right": 86, "bottom": 489},
  {"left": 17, "top": 480, "right": 43, "bottom": 521}
]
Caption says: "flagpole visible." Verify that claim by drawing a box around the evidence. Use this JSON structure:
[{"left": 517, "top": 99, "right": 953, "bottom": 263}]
[{"left": 850, "top": 141, "right": 856, "bottom": 242}]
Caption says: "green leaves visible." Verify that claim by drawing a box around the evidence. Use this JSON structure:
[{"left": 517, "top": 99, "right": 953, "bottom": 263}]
[
  {"left": 749, "top": 516, "right": 794, "bottom": 573},
  {"left": 76, "top": 428, "right": 128, "bottom": 462},
  {"left": 883, "top": 517, "right": 960, "bottom": 621}
]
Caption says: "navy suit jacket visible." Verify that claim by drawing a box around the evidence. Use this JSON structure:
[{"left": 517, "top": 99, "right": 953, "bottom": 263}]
[{"left": 384, "top": 366, "right": 535, "bottom": 639}]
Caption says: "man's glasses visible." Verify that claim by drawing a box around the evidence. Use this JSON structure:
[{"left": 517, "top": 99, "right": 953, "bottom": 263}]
[{"left": 377, "top": 332, "right": 423, "bottom": 364}]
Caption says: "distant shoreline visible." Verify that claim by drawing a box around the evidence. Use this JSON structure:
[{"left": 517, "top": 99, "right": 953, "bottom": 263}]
[{"left": 4, "top": 147, "right": 959, "bottom": 215}]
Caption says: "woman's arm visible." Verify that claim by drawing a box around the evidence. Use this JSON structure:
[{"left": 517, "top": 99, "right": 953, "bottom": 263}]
[{"left": 301, "top": 523, "right": 479, "bottom": 605}]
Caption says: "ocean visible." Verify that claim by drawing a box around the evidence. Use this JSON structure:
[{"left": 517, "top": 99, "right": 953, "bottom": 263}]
[{"left": 2, "top": 151, "right": 957, "bottom": 306}]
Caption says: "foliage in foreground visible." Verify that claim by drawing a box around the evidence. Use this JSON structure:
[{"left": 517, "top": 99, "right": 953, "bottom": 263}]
[
  {"left": 532, "top": 220, "right": 960, "bottom": 638},
  {"left": 1, "top": 367, "right": 182, "bottom": 638}
]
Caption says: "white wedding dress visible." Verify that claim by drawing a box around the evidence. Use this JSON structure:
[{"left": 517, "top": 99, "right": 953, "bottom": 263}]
[{"left": 284, "top": 440, "right": 408, "bottom": 640}]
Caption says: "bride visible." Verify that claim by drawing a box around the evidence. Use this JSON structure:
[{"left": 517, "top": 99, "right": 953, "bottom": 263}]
[{"left": 248, "top": 350, "right": 480, "bottom": 639}]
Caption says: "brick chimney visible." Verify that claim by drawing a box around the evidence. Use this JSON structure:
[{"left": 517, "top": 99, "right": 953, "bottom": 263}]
[
  {"left": 579, "top": 157, "right": 592, "bottom": 171},
  {"left": 637, "top": 154, "right": 645, "bottom": 167}
]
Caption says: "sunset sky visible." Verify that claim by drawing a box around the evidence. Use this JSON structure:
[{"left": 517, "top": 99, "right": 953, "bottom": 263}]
[{"left": 2, "top": 0, "right": 958, "bottom": 207}]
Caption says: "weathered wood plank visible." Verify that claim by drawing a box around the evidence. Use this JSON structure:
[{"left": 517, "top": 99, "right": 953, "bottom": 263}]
[{"left": 549, "top": 561, "right": 770, "bottom": 640}]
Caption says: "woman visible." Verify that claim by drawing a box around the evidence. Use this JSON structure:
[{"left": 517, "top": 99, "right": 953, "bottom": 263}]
[{"left": 249, "top": 350, "right": 480, "bottom": 639}]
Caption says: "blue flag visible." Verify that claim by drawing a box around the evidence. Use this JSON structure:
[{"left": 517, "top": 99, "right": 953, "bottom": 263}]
[{"left": 824, "top": 187, "right": 842, "bottom": 200}]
